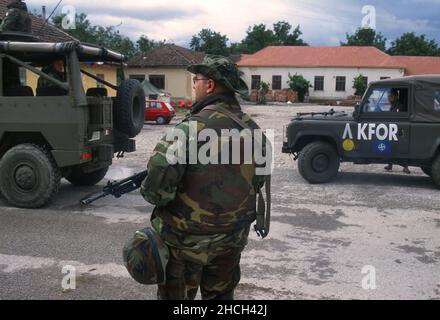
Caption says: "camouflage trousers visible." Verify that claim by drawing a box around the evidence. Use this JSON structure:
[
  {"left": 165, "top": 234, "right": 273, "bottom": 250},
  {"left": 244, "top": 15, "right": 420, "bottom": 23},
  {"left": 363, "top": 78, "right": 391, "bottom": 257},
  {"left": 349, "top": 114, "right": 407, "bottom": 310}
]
[{"left": 157, "top": 245, "right": 244, "bottom": 300}]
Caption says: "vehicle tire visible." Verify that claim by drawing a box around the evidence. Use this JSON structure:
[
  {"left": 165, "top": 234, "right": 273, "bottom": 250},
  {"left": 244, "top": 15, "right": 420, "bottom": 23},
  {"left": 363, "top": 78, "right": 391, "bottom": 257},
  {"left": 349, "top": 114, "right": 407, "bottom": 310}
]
[
  {"left": 298, "top": 141, "right": 340, "bottom": 184},
  {"left": 431, "top": 155, "right": 440, "bottom": 187},
  {"left": 113, "top": 79, "right": 146, "bottom": 138},
  {"left": 156, "top": 116, "right": 166, "bottom": 125},
  {"left": 0, "top": 144, "right": 61, "bottom": 208},
  {"left": 420, "top": 165, "right": 432, "bottom": 177},
  {"left": 66, "top": 166, "right": 109, "bottom": 186}
]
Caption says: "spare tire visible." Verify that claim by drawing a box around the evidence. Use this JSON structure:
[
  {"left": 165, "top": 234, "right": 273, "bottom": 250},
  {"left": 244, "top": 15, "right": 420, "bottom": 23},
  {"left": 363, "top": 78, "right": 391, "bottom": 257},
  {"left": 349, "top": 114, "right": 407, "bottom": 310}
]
[{"left": 113, "top": 79, "right": 145, "bottom": 138}]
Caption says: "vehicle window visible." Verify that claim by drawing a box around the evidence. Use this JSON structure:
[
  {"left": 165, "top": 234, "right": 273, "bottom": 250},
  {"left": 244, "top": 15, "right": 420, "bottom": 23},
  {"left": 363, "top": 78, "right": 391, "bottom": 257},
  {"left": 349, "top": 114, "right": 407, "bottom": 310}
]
[
  {"left": 435, "top": 91, "right": 440, "bottom": 111},
  {"left": 363, "top": 87, "right": 408, "bottom": 113}
]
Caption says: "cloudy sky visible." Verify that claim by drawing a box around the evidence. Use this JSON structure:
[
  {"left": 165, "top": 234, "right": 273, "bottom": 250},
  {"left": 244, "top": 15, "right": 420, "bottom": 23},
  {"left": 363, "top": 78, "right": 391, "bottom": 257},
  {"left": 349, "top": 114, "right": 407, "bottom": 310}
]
[{"left": 26, "top": 0, "right": 440, "bottom": 48}]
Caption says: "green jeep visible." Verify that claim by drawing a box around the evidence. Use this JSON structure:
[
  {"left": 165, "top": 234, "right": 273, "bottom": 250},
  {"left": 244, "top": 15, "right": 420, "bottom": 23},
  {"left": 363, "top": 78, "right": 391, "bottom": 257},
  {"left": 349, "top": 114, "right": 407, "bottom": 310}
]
[
  {"left": 282, "top": 76, "right": 440, "bottom": 187},
  {"left": 0, "top": 32, "right": 145, "bottom": 208}
]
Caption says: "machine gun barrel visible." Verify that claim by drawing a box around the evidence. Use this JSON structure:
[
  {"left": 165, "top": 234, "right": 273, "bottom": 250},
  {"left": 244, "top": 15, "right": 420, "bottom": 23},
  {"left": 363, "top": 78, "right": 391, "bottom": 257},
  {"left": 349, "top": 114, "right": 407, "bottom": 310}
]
[
  {"left": 296, "top": 109, "right": 336, "bottom": 117},
  {"left": 81, "top": 170, "right": 148, "bottom": 205}
]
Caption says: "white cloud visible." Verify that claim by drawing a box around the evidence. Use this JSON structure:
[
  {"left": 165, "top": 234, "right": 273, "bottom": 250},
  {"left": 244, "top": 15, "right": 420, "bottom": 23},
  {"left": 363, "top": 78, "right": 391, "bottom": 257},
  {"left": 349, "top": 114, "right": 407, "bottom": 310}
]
[{"left": 26, "top": 0, "right": 440, "bottom": 46}]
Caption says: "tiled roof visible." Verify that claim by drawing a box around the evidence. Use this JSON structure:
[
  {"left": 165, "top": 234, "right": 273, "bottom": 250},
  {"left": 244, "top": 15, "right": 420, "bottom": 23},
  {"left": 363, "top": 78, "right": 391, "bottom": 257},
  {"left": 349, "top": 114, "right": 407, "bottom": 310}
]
[
  {"left": 392, "top": 56, "right": 440, "bottom": 76},
  {"left": 128, "top": 44, "right": 205, "bottom": 68},
  {"left": 238, "top": 46, "right": 403, "bottom": 69},
  {"left": 0, "top": 0, "right": 76, "bottom": 42}
]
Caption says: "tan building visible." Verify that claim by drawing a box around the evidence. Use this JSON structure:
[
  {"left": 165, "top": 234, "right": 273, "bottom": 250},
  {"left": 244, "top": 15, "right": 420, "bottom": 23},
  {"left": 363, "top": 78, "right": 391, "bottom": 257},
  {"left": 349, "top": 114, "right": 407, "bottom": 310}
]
[
  {"left": 127, "top": 44, "right": 205, "bottom": 101},
  {"left": 0, "top": 0, "right": 119, "bottom": 96}
]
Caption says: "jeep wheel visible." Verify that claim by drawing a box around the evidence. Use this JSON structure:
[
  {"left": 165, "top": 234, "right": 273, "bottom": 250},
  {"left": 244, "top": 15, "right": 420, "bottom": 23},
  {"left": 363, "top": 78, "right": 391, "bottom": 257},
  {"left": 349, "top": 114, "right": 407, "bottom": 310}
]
[
  {"left": 156, "top": 116, "right": 166, "bottom": 125},
  {"left": 114, "top": 79, "right": 146, "bottom": 138},
  {"left": 431, "top": 155, "right": 440, "bottom": 187},
  {"left": 0, "top": 144, "right": 61, "bottom": 208},
  {"left": 298, "top": 141, "right": 340, "bottom": 184},
  {"left": 420, "top": 165, "right": 432, "bottom": 177},
  {"left": 66, "top": 166, "right": 109, "bottom": 186}
]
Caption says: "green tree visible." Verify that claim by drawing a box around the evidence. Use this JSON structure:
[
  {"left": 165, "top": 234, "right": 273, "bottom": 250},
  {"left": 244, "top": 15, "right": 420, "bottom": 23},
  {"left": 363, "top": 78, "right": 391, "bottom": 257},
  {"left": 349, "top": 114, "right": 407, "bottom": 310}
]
[
  {"left": 273, "top": 21, "right": 308, "bottom": 46},
  {"left": 240, "top": 24, "right": 277, "bottom": 54},
  {"left": 287, "top": 73, "right": 312, "bottom": 102},
  {"left": 52, "top": 13, "right": 138, "bottom": 58},
  {"left": 52, "top": 13, "right": 98, "bottom": 44},
  {"left": 136, "top": 35, "right": 165, "bottom": 54},
  {"left": 341, "top": 27, "right": 387, "bottom": 51},
  {"left": 352, "top": 74, "right": 368, "bottom": 96},
  {"left": 256, "top": 81, "right": 270, "bottom": 105},
  {"left": 229, "top": 42, "right": 247, "bottom": 55},
  {"left": 236, "top": 21, "right": 307, "bottom": 54},
  {"left": 387, "top": 32, "right": 440, "bottom": 56},
  {"left": 190, "top": 28, "right": 229, "bottom": 55}
]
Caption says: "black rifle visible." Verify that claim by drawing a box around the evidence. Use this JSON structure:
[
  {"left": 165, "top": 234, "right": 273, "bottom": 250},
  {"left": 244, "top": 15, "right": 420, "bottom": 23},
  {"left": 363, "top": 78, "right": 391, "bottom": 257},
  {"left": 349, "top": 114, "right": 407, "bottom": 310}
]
[
  {"left": 296, "top": 109, "right": 336, "bottom": 117},
  {"left": 81, "top": 170, "right": 148, "bottom": 205}
]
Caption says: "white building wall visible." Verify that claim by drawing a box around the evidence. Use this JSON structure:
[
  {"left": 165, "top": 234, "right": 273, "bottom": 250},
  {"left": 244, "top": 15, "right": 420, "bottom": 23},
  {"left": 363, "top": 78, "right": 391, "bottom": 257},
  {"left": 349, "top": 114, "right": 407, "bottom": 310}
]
[{"left": 239, "top": 67, "right": 404, "bottom": 100}]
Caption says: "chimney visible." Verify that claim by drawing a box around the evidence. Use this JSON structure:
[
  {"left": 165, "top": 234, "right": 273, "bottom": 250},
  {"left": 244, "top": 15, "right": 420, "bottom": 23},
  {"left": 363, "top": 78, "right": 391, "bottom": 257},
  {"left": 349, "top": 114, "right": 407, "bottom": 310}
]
[{"left": 42, "top": 5, "right": 46, "bottom": 20}]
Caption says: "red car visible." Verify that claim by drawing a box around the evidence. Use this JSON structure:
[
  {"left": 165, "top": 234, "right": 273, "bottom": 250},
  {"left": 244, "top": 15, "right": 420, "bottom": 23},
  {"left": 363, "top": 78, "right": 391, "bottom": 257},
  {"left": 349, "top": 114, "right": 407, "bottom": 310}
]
[{"left": 144, "top": 100, "right": 176, "bottom": 125}]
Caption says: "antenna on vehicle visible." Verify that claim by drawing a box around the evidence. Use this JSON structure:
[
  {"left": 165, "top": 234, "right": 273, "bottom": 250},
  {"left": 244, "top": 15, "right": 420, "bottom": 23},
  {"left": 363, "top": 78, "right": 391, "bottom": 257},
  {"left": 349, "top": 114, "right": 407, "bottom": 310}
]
[{"left": 37, "top": 0, "right": 63, "bottom": 36}]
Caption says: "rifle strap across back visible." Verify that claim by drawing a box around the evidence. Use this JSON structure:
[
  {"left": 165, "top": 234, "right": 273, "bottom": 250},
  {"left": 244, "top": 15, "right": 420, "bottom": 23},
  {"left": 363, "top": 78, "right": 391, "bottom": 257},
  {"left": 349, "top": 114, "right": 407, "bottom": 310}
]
[{"left": 203, "top": 104, "right": 271, "bottom": 239}]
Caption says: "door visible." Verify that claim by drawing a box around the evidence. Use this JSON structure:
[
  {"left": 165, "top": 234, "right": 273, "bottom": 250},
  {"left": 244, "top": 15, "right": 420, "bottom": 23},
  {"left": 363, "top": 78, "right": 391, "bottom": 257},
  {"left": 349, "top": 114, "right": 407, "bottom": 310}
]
[{"left": 357, "top": 86, "right": 411, "bottom": 158}]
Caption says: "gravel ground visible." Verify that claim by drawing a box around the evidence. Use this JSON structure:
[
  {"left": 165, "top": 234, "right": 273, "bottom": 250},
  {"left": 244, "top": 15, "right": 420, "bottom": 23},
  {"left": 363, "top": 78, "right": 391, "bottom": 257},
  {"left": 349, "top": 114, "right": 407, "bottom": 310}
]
[{"left": 1, "top": 104, "right": 439, "bottom": 300}]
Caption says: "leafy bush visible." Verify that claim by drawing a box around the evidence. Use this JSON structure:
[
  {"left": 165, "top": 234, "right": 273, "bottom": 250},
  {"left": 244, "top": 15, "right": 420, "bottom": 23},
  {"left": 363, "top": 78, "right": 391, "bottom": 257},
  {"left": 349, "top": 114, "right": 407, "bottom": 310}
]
[
  {"left": 287, "top": 73, "right": 312, "bottom": 102},
  {"left": 353, "top": 74, "right": 368, "bottom": 96},
  {"left": 256, "top": 81, "right": 270, "bottom": 104}
]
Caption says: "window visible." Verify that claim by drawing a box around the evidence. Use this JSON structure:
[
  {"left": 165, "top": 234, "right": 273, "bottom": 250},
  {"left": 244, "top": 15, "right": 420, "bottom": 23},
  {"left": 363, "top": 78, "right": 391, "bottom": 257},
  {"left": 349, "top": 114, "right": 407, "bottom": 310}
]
[
  {"left": 314, "top": 76, "right": 324, "bottom": 91},
  {"left": 435, "top": 91, "right": 440, "bottom": 111},
  {"left": 362, "top": 87, "right": 409, "bottom": 113},
  {"left": 335, "top": 76, "right": 346, "bottom": 91},
  {"left": 251, "top": 75, "right": 261, "bottom": 90},
  {"left": 148, "top": 101, "right": 163, "bottom": 109},
  {"left": 129, "top": 74, "right": 145, "bottom": 83},
  {"left": 96, "top": 74, "right": 105, "bottom": 88},
  {"left": 149, "top": 75, "right": 165, "bottom": 90},
  {"left": 272, "top": 75, "right": 282, "bottom": 90}
]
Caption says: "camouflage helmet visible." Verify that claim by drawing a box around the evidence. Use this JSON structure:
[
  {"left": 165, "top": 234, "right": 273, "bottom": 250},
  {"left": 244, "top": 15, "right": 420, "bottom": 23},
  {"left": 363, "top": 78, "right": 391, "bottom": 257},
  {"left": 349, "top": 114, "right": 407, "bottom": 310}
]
[
  {"left": 122, "top": 227, "right": 169, "bottom": 285},
  {"left": 187, "top": 54, "right": 249, "bottom": 97},
  {"left": 7, "top": 0, "right": 28, "bottom": 11}
]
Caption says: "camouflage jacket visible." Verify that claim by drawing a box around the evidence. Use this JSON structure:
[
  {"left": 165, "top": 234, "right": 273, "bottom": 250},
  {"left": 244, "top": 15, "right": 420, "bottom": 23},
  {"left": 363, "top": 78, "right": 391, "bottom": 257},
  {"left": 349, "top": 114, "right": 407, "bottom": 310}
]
[
  {"left": 37, "top": 67, "right": 65, "bottom": 89},
  {"left": 141, "top": 97, "right": 266, "bottom": 243}
]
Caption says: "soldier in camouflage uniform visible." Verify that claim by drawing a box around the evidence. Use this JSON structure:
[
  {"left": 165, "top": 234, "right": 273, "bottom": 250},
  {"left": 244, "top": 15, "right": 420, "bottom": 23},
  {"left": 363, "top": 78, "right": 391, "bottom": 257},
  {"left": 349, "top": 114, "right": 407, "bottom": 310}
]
[
  {"left": 0, "top": 0, "right": 31, "bottom": 33},
  {"left": 37, "top": 59, "right": 66, "bottom": 90},
  {"left": 141, "top": 55, "right": 269, "bottom": 300}
]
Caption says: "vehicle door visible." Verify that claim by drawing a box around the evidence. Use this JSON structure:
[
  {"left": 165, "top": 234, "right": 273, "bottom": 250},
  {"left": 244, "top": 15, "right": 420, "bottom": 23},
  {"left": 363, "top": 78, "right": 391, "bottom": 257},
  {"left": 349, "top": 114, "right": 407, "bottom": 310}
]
[
  {"left": 356, "top": 86, "right": 411, "bottom": 158},
  {"left": 409, "top": 84, "right": 440, "bottom": 159},
  {"left": 145, "top": 101, "right": 156, "bottom": 121}
]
